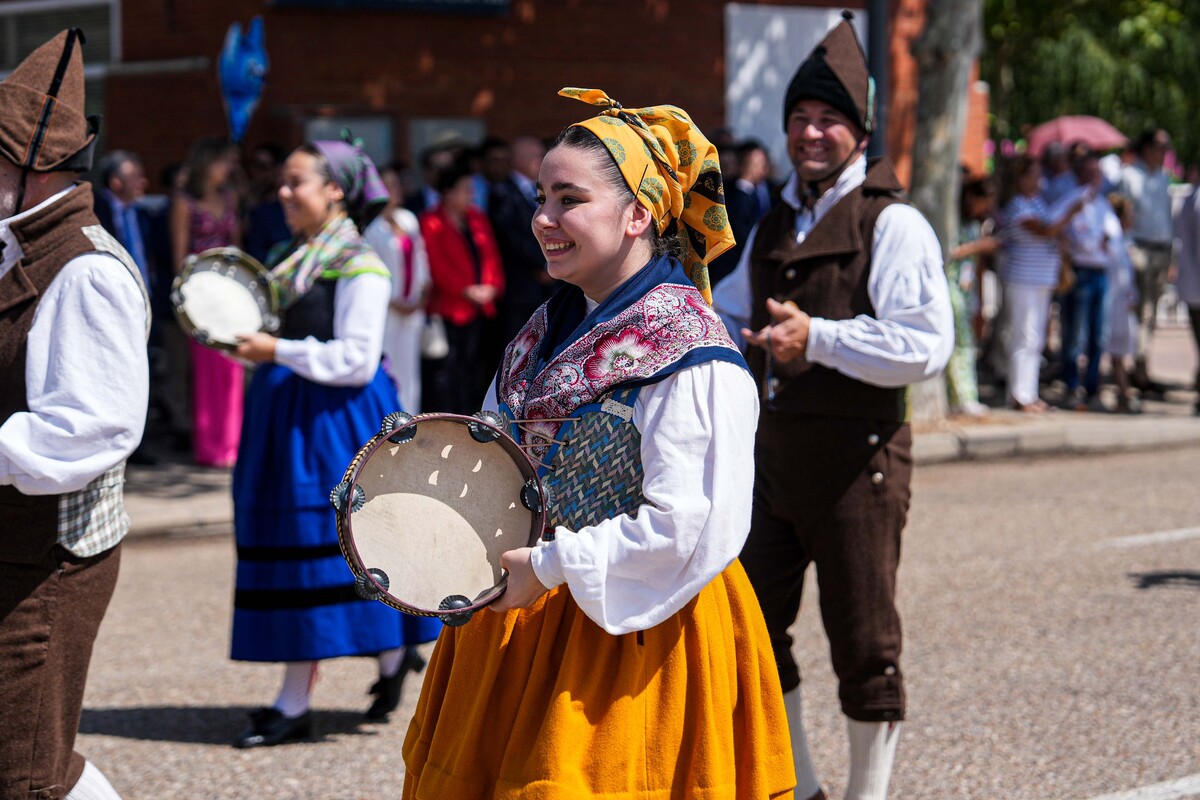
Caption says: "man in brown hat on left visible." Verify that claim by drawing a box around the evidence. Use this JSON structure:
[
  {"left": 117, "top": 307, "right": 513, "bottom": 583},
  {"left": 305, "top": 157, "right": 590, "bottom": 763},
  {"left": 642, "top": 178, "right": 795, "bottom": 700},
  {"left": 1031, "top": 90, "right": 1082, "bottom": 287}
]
[{"left": 0, "top": 29, "right": 149, "bottom": 800}]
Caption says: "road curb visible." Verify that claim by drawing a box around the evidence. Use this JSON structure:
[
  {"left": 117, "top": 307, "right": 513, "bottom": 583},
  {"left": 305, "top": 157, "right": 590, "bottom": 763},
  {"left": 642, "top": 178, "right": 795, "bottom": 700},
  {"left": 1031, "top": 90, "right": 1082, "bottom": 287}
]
[{"left": 914, "top": 415, "right": 1200, "bottom": 465}]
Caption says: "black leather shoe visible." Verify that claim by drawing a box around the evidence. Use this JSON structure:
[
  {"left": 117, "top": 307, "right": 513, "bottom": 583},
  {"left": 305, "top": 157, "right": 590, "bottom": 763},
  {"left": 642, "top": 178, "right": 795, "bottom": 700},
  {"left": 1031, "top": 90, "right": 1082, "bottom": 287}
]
[
  {"left": 233, "top": 708, "right": 312, "bottom": 748},
  {"left": 365, "top": 648, "right": 427, "bottom": 721}
]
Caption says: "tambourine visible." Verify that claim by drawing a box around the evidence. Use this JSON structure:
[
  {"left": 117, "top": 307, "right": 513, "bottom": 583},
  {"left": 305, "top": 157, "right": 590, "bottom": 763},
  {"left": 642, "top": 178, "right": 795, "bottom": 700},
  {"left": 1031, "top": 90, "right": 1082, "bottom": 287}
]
[
  {"left": 331, "top": 411, "right": 549, "bottom": 626},
  {"left": 171, "top": 247, "right": 279, "bottom": 351}
]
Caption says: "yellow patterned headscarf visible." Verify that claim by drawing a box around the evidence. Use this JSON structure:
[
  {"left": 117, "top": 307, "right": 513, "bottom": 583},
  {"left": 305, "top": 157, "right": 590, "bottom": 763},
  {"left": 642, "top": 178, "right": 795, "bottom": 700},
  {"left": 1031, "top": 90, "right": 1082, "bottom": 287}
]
[{"left": 559, "top": 87, "right": 733, "bottom": 303}]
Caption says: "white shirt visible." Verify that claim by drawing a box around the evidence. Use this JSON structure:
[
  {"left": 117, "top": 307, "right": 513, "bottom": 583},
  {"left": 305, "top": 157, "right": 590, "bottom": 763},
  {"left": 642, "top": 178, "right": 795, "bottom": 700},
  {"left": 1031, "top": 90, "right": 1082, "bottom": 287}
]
[
  {"left": 1175, "top": 187, "right": 1200, "bottom": 307},
  {"left": 273, "top": 272, "right": 391, "bottom": 386},
  {"left": 0, "top": 186, "right": 149, "bottom": 495},
  {"left": 364, "top": 208, "right": 431, "bottom": 307},
  {"left": 485, "top": 359, "right": 759, "bottom": 635},
  {"left": 1062, "top": 186, "right": 1113, "bottom": 268},
  {"left": 1119, "top": 160, "right": 1174, "bottom": 244},
  {"left": 712, "top": 157, "right": 954, "bottom": 388}
]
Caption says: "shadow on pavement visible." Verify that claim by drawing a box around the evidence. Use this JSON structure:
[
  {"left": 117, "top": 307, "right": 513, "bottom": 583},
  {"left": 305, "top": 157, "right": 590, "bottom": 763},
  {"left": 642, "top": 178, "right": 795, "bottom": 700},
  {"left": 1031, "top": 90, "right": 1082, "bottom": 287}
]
[
  {"left": 80, "top": 706, "right": 384, "bottom": 745},
  {"left": 1129, "top": 570, "right": 1200, "bottom": 591},
  {"left": 124, "top": 460, "right": 231, "bottom": 500}
]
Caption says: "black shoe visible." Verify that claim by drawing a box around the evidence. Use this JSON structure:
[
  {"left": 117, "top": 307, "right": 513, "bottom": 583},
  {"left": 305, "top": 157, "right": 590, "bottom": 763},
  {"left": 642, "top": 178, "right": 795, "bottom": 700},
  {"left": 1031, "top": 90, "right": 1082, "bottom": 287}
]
[
  {"left": 365, "top": 649, "right": 427, "bottom": 721},
  {"left": 233, "top": 708, "right": 312, "bottom": 749}
]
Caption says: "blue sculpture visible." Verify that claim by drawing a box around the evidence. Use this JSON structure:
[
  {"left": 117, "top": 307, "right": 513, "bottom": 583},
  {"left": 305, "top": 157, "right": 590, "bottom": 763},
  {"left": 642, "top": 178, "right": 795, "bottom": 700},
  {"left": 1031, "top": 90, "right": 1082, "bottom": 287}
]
[{"left": 218, "top": 17, "right": 268, "bottom": 144}]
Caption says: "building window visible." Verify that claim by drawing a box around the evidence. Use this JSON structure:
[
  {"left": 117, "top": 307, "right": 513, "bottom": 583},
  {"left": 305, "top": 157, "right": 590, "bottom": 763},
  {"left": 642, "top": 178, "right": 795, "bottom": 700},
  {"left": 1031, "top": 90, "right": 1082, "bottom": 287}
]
[
  {"left": 304, "top": 117, "right": 395, "bottom": 169},
  {"left": 0, "top": 0, "right": 118, "bottom": 170},
  {"left": 0, "top": 0, "right": 116, "bottom": 69}
]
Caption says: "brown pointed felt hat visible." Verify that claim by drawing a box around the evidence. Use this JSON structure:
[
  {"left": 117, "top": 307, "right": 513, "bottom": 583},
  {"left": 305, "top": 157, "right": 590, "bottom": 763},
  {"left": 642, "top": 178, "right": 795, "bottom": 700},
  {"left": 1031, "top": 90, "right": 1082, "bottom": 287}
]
[
  {"left": 782, "top": 10, "right": 874, "bottom": 134},
  {"left": 0, "top": 28, "right": 98, "bottom": 172}
]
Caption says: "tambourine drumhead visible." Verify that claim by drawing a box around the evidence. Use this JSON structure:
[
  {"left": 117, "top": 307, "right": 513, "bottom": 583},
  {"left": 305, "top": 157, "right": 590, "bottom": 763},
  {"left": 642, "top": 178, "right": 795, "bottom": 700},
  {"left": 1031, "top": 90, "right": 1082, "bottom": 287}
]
[
  {"left": 336, "top": 414, "right": 544, "bottom": 619},
  {"left": 171, "top": 247, "right": 278, "bottom": 350}
]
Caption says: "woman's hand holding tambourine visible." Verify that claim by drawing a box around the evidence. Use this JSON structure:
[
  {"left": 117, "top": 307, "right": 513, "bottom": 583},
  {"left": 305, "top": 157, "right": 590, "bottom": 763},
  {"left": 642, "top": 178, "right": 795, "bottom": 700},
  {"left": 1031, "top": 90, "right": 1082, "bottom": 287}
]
[
  {"left": 489, "top": 547, "right": 550, "bottom": 613},
  {"left": 234, "top": 332, "right": 278, "bottom": 363}
]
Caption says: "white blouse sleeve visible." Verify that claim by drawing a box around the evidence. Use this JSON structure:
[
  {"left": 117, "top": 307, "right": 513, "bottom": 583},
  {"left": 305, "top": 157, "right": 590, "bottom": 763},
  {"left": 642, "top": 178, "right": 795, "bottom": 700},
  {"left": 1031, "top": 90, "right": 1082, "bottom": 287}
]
[
  {"left": 528, "top": 359, "right": 759, "bottom": 634},
  {"left": 804, "top": 203, "right": 955, "bottom": 387},
  {"left": 0, "top": 254, "right": 149, "bottom": 494},
  {"left": 273, "top": 271, "right": 390, "bottom": 386}
]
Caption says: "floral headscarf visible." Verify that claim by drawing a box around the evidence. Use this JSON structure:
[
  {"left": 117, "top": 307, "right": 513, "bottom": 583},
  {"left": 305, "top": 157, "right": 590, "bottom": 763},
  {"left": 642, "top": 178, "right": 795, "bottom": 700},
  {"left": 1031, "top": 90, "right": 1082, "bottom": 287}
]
[{"left": 559, "top": 88, "right": 734, "bottom": 304}]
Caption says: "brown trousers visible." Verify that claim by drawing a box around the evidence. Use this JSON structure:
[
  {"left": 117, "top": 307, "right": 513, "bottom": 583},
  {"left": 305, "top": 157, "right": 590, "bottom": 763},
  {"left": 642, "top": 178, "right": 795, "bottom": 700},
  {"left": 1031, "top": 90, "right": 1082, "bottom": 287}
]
[
  {"left": 740, "top": 413, "right": 911, "bottom": 723},
  {"left": 0, "top": 545, "right": 120, "bottom": 800}
]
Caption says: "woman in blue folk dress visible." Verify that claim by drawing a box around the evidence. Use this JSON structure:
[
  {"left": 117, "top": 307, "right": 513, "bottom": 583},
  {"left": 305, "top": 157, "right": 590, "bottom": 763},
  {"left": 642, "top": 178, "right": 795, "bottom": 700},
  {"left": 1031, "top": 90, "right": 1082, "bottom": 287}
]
[{"left": 229, "top": 139, "right": 440, "bottom": 748}]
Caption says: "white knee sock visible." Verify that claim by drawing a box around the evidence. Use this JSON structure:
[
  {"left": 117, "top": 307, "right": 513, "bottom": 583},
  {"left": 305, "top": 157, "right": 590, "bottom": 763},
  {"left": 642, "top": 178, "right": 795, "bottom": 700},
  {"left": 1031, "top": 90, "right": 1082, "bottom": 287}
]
[
  {"left": 844, "top": 719, "right": 901, "bottom": 800},
  {"left": 783, "top": 687, "right": 823, "bottom": 799},
  {"left": 377, "top": 647, "right": 404, "bottom": 679},
  {"left": 65, "top": 760, "right": 122, "bottom": 800},
  {"left": 273, "top": 661, "right": 317, "bottom": 718}
]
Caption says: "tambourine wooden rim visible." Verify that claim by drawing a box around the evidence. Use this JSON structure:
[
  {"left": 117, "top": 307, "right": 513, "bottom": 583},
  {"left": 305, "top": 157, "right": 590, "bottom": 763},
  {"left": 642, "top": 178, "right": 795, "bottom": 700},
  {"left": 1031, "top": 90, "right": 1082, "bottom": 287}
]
[
  {"left": 332, "top": 411, "right": 548, "bottom": 625},
  {"left": 170, "top": 247, "right": 280, "bottom": 352}
]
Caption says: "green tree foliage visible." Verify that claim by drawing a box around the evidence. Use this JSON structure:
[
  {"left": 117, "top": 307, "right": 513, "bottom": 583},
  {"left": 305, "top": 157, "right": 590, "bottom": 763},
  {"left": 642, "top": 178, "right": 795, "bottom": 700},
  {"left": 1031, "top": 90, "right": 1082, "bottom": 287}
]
[{"left": 982, "top": 0, "right": 1199, "bottom": 167}]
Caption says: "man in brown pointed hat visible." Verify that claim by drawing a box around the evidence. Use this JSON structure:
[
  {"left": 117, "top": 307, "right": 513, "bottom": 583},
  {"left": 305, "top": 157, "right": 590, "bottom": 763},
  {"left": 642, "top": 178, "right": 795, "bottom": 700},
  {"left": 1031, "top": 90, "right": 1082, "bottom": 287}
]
[
  {"left": 714, "top": 11, "right": 953, "bottom": 800},
  {"left": 0, "top": 29, "right": 149, "bottom": 800}
]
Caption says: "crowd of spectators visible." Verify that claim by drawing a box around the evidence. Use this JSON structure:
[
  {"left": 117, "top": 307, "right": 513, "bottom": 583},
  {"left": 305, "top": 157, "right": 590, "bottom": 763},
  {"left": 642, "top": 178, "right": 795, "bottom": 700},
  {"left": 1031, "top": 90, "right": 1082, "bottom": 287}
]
[{"left": 89, "top": 123, "right": 1200, "bottom": 471}]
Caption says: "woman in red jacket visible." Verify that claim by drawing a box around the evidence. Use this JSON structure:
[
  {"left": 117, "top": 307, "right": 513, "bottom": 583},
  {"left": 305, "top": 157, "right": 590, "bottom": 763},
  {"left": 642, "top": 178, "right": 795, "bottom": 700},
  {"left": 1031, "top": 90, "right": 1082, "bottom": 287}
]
[{"left": 419, "top": 159, "right": 505, "bottom": 413}]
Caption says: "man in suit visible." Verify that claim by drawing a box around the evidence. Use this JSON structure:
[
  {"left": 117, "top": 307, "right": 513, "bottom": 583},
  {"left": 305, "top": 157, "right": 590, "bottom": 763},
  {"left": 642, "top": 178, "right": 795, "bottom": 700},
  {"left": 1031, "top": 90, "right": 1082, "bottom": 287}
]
[
  {"left": 94, "top": 151, "right": 152, "bottom": 288},
  {"left": 487, "top": 135, "right": 553, "bottom": 343},
  {"left": 94, "top": 150, "right": 169, "bottom": 463},
  {"left": 712, "top": 139, "right": 775, "bottom": 287}
]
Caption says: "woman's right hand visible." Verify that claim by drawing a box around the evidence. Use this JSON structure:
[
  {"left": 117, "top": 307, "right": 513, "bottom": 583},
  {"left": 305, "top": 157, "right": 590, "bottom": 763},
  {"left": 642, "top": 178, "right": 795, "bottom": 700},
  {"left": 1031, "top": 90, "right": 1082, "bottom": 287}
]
[
  {"left": 234, "top": 332, "right": 278, "bottom": 363},
  {"left": 464, "top": 283, "right": 498, "bottom": 306},
  {"left": 489, "top": 548, "right": 550, "bottom": 613}
]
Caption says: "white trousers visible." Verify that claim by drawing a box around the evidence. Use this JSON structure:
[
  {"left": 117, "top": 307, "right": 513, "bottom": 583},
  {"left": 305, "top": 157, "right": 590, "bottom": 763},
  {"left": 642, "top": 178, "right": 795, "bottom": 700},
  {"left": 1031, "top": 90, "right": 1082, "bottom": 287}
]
[{"left": 1005, "top": 284, "right": 1053, "bottom": 406}]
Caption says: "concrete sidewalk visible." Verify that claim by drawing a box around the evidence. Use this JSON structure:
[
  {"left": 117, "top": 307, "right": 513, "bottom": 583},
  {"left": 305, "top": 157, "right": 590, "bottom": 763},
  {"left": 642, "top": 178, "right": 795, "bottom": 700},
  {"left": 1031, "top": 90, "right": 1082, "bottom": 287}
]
[{"left": 122, "top": 325, "right": 1200, "bottom": 538}]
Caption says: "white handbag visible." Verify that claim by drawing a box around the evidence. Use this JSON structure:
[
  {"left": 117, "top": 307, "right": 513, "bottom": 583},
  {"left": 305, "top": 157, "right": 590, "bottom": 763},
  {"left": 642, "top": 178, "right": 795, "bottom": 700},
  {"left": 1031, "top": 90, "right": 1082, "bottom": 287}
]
[{"left": 420, "top": 315, "right": 449, "bottom": 360}]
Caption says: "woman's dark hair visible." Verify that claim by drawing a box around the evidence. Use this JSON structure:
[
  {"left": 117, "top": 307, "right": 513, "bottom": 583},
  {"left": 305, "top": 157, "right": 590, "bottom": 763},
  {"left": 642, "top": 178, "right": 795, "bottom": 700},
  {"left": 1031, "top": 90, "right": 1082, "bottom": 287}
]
[
  {"left": 434, "top": 153, "right": 475, "bottom": 194},
  {"left": 959, "top": 175, "right": 994, "bottom": 220},
  {"left": 183, "top": 136, "right": 233, "bottom": 200},
  {"left": 1134, "top": 128, "right": 1169, "bottom": 156},
  {"left": 550, "top": 125, "right": 683, "bottom": 261},
  {"left": 293, "top": 142, "right": 387, "bottom": 231},
  {"left": 999, "top": 154, "right": 1037, "bottom": 207}
]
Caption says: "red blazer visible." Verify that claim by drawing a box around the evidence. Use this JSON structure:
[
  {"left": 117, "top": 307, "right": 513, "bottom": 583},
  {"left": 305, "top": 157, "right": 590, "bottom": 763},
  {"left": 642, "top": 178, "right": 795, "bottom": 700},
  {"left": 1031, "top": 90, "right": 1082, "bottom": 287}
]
[{"left": 420, "top": 205, "right": 505, "bottom": 326}]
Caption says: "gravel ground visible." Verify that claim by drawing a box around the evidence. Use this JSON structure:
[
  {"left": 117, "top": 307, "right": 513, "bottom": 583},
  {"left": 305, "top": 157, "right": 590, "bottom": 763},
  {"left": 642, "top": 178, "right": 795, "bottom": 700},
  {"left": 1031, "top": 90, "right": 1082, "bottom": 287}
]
[{"left": 80, "top": 446, "right": 1200, "bottom": 799}]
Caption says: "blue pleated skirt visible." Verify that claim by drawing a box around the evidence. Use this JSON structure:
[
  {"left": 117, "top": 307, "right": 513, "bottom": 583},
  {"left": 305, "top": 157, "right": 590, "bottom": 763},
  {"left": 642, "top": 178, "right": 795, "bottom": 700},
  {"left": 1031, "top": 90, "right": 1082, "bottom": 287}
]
[{"left": 230, "top": 363, "right": 442, "bottom": 662}]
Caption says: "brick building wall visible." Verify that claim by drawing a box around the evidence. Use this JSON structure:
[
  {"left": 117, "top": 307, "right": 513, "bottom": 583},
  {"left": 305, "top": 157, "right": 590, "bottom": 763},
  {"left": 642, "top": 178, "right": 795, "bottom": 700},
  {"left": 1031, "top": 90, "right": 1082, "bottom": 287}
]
[{"left": 102, "top": 0, "right": 986, "bottom": 190}]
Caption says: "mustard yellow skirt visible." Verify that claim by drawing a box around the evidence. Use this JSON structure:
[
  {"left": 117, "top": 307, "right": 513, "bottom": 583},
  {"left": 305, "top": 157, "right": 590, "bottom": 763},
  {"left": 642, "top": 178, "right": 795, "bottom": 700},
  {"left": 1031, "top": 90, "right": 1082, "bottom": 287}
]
[{"left": 401, "top": 559, "right": 796, "bottom": 799}]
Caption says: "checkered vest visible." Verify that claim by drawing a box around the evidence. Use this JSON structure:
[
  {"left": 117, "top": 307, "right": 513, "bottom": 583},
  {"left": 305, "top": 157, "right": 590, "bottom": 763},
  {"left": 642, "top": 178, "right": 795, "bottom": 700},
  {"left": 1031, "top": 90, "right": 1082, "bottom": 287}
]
[{"left": 0, "top": 183, "right": 148, "bottom": 563}]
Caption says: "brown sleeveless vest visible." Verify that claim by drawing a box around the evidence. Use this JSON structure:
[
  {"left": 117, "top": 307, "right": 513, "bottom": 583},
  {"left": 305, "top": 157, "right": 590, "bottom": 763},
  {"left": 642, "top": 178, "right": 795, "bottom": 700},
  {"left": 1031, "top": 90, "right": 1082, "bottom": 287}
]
[
  {"left": 0, "top": 183, "right": 132, "bottom": 562},
  {"left": 747, "top": 158, "right": 908, "bottom": 420}
]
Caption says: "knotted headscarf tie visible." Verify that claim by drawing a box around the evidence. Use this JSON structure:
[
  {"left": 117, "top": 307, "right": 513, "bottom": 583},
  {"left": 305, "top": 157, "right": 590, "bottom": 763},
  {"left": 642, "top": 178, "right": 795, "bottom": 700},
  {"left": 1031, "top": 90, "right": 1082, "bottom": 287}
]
[{"left": 559, "top": 87, "right": 734, "bottom": 303}]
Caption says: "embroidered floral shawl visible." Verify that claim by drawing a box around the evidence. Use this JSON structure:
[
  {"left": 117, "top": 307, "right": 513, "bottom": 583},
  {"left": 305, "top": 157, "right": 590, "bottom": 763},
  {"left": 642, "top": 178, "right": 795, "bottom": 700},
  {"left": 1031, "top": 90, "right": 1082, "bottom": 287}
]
[{"left": 497, "top": 256, "right": 746, "bottom": 457}]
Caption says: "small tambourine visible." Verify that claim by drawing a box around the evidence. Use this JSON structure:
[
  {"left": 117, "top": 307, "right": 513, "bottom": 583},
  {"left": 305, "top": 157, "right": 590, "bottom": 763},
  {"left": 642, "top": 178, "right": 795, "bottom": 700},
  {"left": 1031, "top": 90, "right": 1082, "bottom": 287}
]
[
  {"left": 171, "top": 247, "right": 279, "bottom": 351},
  {"left": 332, "top": 411, "right": 550, "bottom": 627}
]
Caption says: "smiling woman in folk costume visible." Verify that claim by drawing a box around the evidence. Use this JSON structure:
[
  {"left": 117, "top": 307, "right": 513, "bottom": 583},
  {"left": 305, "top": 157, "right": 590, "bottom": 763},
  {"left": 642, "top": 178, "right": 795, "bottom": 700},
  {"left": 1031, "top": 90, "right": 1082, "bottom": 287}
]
[
  {"left": 400, "top": 89, "right": 796, "bottom": 799},
  {"left": 227, "top": 139, "right": 441, "bottom": 749}
]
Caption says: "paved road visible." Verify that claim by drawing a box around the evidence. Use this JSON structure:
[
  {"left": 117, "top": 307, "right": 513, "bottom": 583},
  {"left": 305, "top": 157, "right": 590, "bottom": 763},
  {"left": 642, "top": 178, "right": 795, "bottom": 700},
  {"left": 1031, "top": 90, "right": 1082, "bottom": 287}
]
[{"left": 80, "top": 443, "right": 1200, "bottom": 799}]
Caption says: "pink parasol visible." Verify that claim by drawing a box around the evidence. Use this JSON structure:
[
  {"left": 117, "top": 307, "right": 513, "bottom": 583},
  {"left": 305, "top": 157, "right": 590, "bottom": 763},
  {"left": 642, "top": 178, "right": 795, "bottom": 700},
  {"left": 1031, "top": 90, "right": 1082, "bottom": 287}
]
[{"left": 1027, "top": 115, "right": 1128, "bottom": 156}]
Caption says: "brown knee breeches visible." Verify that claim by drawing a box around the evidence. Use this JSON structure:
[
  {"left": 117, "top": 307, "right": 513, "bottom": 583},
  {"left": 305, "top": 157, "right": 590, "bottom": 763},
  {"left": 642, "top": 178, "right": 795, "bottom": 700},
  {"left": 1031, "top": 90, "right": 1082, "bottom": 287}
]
[
  {"left": 740, "top": 414, "right": 911, "bottom": 722},
  {"left": 0, "top": 545, "right": 120, "bottom": 800}
]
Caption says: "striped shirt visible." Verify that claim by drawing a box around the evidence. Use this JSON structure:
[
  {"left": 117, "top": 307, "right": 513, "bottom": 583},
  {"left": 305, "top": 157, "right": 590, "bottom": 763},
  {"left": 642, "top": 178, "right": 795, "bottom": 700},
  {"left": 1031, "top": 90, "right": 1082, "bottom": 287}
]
[{"left": 1000, "top": 194, "right": 1073, "bottom": 287}]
